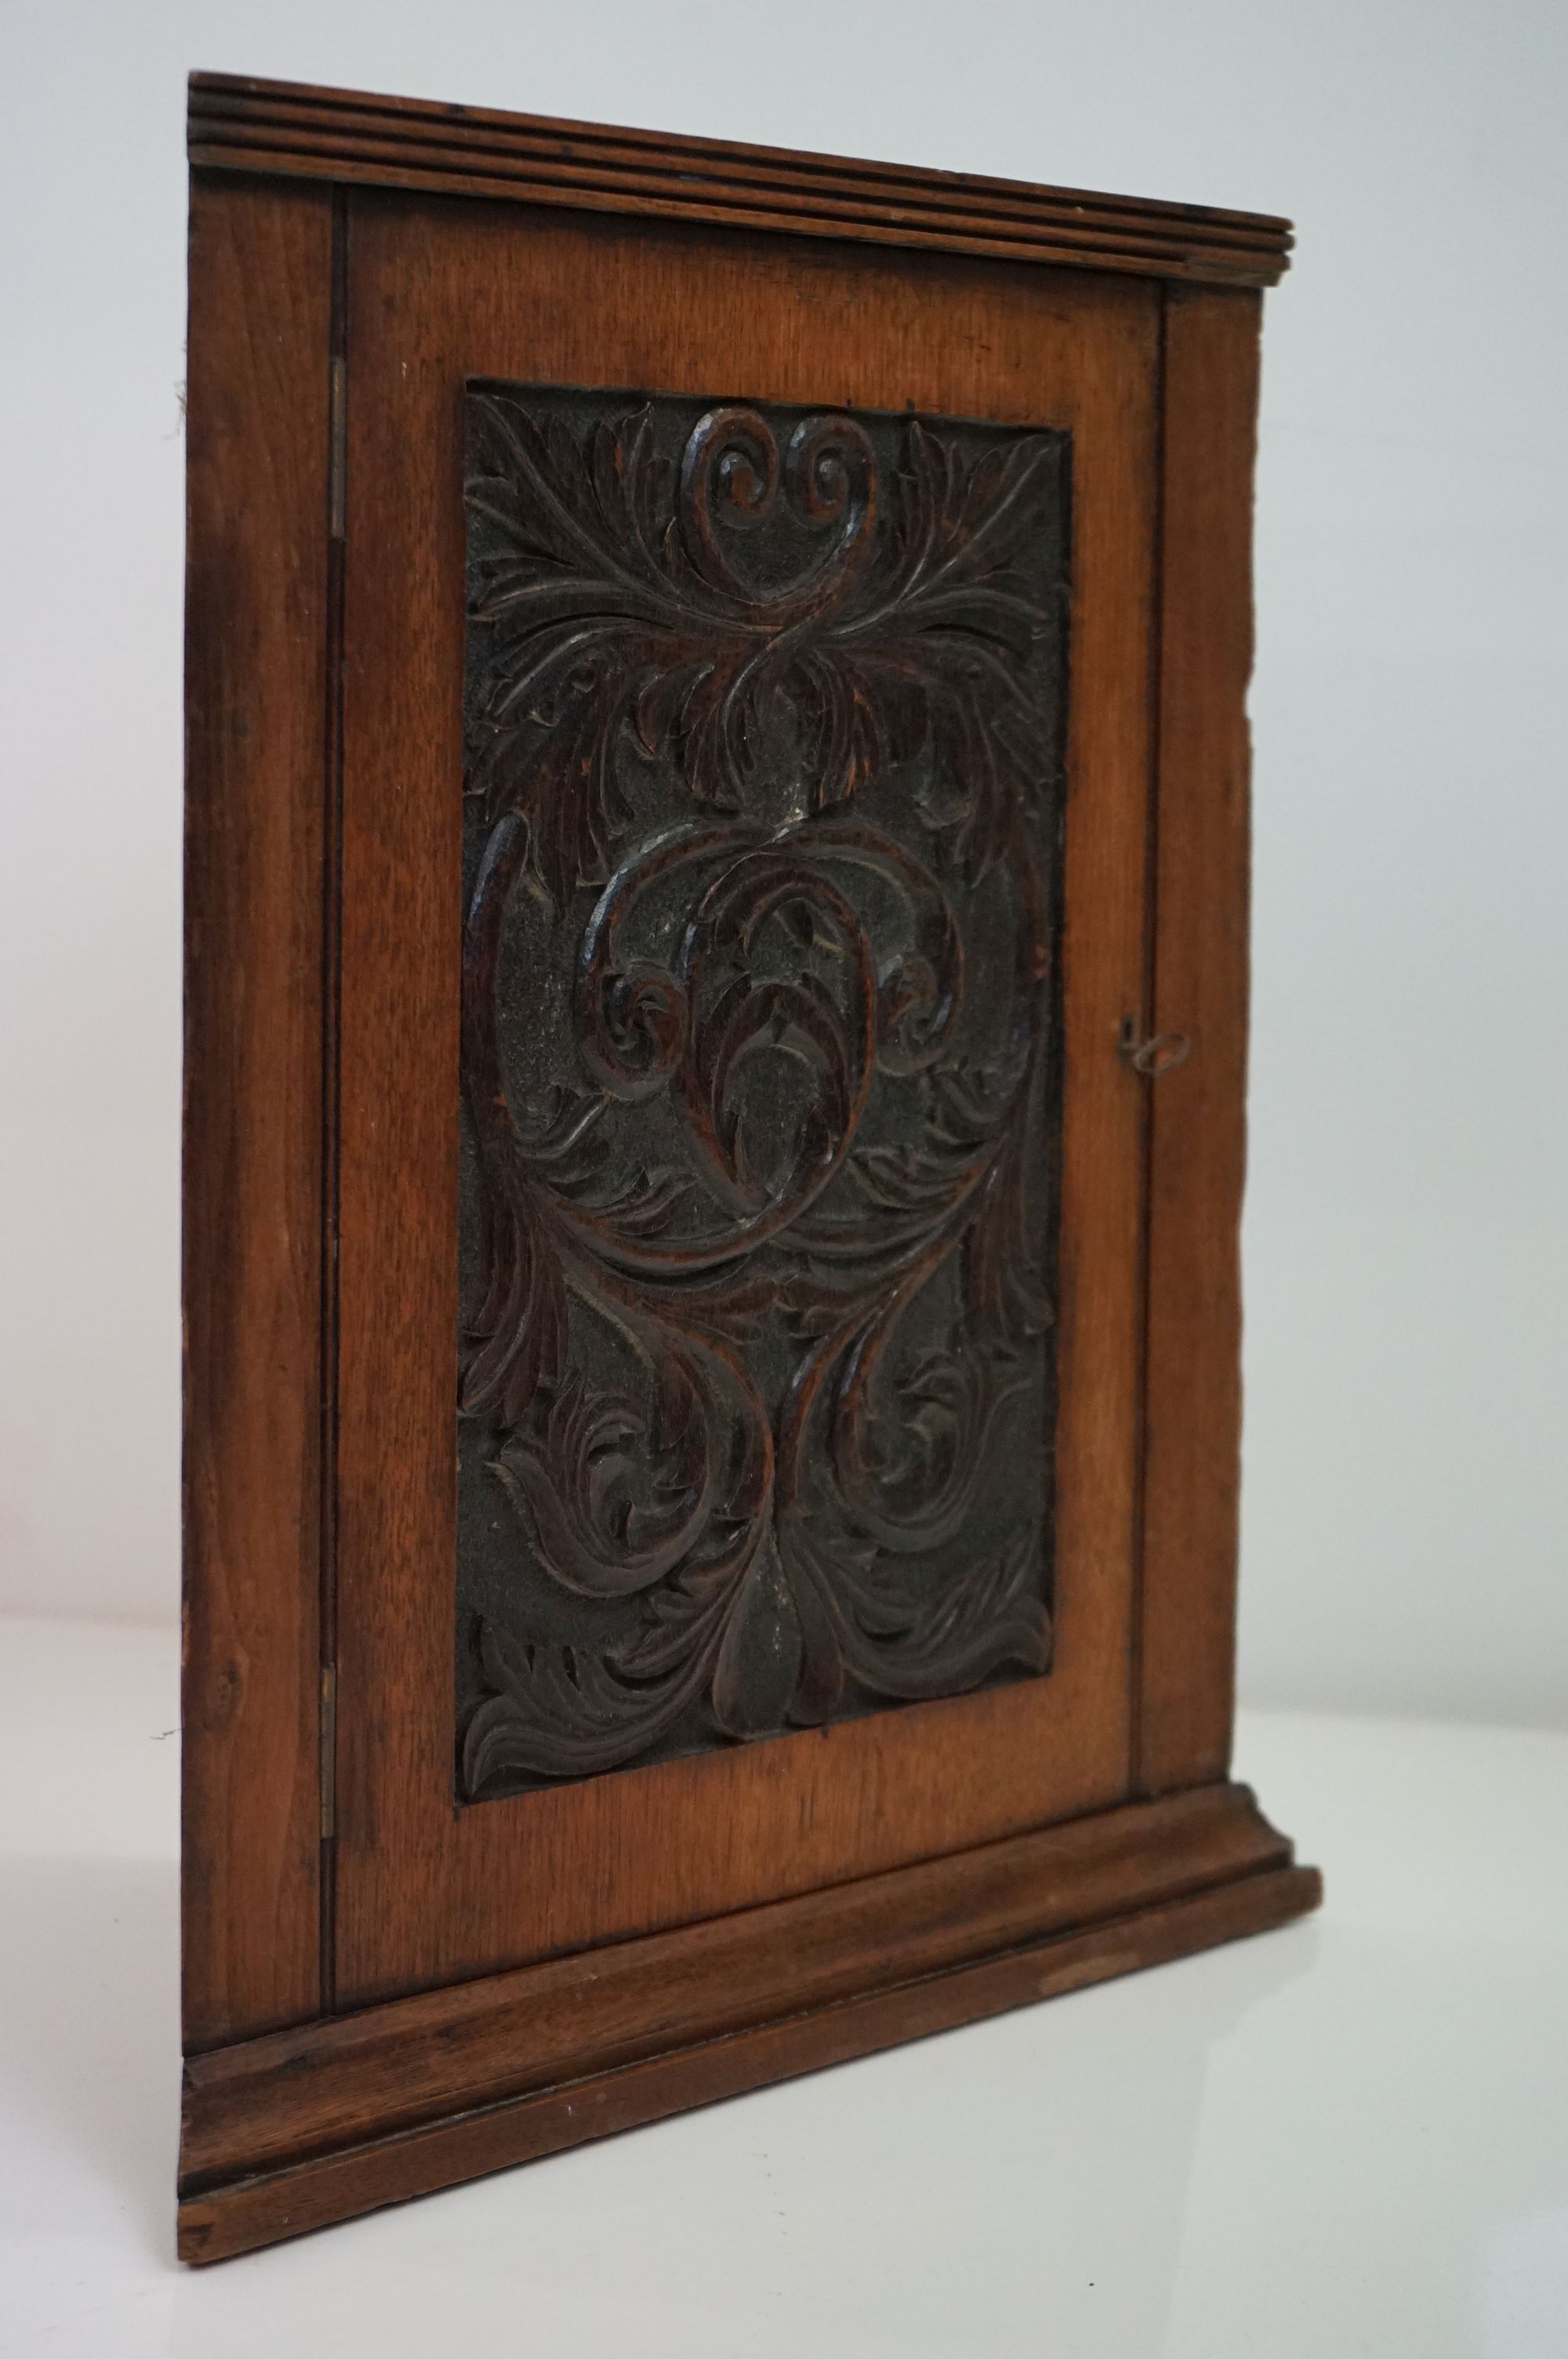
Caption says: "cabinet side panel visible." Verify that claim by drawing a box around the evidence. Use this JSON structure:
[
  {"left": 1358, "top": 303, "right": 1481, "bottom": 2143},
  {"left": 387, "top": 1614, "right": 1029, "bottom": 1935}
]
[
  {"left": 183, "top": 173, "right": 332, "bottom": 2044},
  {"left": 1138, "top": 286, "right": 1261, "bottom": 1794}
]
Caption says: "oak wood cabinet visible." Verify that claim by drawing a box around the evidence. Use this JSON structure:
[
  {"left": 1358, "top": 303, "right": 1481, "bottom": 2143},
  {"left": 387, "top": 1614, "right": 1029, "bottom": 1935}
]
[{"left": 179, "top": 70, "right": 1318, "bottom": 2262}]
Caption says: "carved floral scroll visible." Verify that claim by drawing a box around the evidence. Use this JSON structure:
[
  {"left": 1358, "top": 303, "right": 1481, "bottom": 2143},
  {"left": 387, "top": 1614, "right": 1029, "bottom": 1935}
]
[{"left": 456, "top": 382, "right": 1070, "bottom": 1795}]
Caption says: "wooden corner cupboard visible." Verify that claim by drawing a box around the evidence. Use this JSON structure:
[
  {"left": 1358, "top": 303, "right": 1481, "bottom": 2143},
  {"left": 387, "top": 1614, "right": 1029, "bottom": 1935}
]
[{"left": 178, "top": 68, "right": 1319, "bottom": 2262}]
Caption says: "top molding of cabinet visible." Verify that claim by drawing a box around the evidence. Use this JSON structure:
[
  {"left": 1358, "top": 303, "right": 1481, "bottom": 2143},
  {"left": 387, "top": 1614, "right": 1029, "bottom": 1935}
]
[{"left": 187, "top": 72, "right": 1293, "bottom": 289}]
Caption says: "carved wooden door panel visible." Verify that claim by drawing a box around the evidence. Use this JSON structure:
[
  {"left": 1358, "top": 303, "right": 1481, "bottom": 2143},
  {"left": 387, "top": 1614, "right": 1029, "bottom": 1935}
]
[
  {"left": 330, "top": 201, "right": 1156, "bottom": 2004},
  {"left": 456, "top": 383, "right": 1068, "bottom": 1794},
  {"left": 180, "top": 76, "right": 1316, "bottom": 2261}
]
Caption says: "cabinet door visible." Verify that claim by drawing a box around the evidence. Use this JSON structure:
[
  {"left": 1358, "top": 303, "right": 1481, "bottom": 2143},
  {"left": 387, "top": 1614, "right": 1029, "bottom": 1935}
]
[
  {"left": 181, "top": 86, "right": 1319, "bottom": 2269},
  {"left": 330, "top": 193, "right": 1159, "bottom": 2005}
]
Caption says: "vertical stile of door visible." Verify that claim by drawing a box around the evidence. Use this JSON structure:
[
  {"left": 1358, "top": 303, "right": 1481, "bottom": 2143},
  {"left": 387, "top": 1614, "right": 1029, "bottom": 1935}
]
[
  {"left": 181, "top": 176, "right": 334, "bottom": 2045},
  {"left": 1127, "top": 285, "right": 1170, "bottom": 1799},
  {"left": 1137, "top": 285, "right": 1263, "bottom": 1794}
]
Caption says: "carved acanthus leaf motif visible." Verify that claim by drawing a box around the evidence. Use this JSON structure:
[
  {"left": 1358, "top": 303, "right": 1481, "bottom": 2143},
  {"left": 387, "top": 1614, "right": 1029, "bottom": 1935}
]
[
  {"left": 465, "top": 393, "right": 1063, "bottom": 907},
  {"left": 458, "top": 387, "right": 1068, "bottom": 1795}
]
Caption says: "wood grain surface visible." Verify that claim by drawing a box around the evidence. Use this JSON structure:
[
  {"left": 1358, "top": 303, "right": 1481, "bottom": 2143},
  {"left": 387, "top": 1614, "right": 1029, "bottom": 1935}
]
[
  {"left": 179, "top": 117, "right": 1311, "bottom": 2263},
  {"left": 330, "top": 194, "right": 1160, "bottom": 2004},
  {"left": 183, "top": 1782, "right": 1286, "bottom": 2184},
  {"left": 179, "top": 1783, "right": 1318, "bottom": 2261},
  {"left": 182, "top": 176, "right": 332, "bottom": 2047},
  {"left": 187, "top": 73, "right": 1293, "bottom": 289},
  {"left": 1136, "top": 288, "right": 1264, "bottom": 1794},
  {"left": 180, "top": 1865, "right": 1321, "bottom": 2261}
]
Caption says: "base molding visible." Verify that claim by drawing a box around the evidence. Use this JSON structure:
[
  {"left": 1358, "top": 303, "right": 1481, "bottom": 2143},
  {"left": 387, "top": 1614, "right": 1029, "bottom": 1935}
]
[{"left": 179, "top": 1782, "right": 1319, "bottom": 2262}]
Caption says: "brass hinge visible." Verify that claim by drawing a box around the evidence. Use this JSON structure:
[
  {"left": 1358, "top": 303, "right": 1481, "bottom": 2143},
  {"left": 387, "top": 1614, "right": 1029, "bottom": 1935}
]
[
  {"left": 328, "top": 354, "right": 347, "bottom": 542},
  {"left": 319, "top": 1662, "right": 337, "bottom": 1841}
]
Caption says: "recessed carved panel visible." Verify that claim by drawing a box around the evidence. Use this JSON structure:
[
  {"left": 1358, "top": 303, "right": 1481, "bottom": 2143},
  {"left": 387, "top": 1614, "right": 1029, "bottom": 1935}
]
[{"left": 456, "top": 380, "right": 1070, "bottom": 1797}]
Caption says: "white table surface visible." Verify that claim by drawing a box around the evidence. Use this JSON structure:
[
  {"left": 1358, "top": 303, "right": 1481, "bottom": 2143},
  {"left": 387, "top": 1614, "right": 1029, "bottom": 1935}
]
[{"left": 2, "top": 1616, "right": 1564, "bottom": 2359}]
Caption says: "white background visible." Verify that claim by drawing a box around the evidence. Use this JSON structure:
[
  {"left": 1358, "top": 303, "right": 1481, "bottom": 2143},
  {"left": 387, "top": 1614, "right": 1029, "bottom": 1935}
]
[
  {"left": 2, "top": 0, "right": 1564, "bottom": 1725},
  {"left": 7, "top": 1623, "right": 1568, "bottom": 2357}
]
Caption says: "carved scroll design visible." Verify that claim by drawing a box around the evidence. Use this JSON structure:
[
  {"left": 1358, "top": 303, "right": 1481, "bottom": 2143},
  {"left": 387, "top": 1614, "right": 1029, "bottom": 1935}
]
[{"left": 459, "top": 387, "right": 1067, "bottom": 1794}]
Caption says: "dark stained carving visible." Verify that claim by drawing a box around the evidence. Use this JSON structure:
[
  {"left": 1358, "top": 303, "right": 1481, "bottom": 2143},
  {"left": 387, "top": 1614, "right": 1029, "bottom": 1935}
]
[{"left": 456, "top": 382, "right": 1070, "bottom": 1796}]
